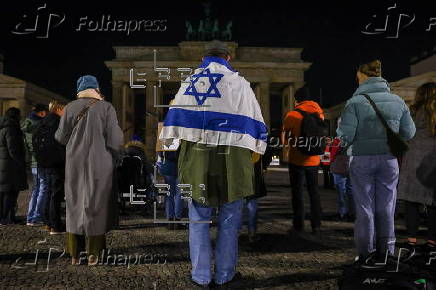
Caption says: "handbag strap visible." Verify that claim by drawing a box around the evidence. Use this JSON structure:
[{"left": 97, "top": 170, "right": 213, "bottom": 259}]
[
  {"left": 73, "top": 98, "right": 99, "bottom": 129},
  {"left": 362, "top": 93, "right": 392, "bottom": 132}
]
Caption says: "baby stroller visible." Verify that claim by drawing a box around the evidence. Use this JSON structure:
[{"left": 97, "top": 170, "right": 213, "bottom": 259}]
[{"left": 117, "top": 141, "right": 155, "bottom": 215}]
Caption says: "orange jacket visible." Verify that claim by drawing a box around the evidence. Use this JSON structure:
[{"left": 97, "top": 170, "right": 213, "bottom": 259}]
[{"left": 282, "top": 101, "right": 325, "bottom": 167}]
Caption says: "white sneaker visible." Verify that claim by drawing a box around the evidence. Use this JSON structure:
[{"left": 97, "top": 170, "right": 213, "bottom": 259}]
[
  {"left": 27, "top": 222, "right": 44, "bottom": 227},
  {"left": 50, "top": 228, "right": 65, "bottom": 235}
]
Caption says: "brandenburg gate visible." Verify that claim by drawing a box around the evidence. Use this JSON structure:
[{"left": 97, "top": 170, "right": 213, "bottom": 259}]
[{"left": 105, "top": 41, "right": 311, "bottom": 159}]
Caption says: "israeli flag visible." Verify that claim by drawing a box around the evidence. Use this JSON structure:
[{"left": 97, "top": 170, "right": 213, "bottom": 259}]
[{"left": 159, "top": 56, "right": 267, "bottom": 154}]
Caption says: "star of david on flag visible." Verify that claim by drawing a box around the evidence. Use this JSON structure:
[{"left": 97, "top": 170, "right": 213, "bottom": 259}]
[{"left": 184, "top": 68, "right": 224, "bottom": 105}]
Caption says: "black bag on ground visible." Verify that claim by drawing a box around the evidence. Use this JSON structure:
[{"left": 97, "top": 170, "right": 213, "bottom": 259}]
[
  {"left": 339, "top": 267, "right": 435, "bottom": 290},
  {"left": 294, "top": 108, "right": 329, "bottom": 156},
  {"left": 363, "top": 94, "right": 409, "bottom": 158}
]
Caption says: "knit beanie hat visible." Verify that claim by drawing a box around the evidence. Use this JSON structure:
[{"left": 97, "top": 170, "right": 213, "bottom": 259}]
[{"left": 77, "top": 75, "right": 99, "bottom": 94}]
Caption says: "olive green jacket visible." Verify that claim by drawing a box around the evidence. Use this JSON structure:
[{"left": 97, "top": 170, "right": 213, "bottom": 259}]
[
  {"left": 178, "top": 140, "right": 254, "bottom": 207},
  {"left": 21, "top": 115, "right": 43, "bottom": 168}
]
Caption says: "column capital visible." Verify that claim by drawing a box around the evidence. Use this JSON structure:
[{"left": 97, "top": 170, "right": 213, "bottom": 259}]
[{"left": 293, "top": 82, "right": 305, "bottom": 91}]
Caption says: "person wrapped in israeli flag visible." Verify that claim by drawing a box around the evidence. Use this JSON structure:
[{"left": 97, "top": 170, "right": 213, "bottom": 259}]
[{"left": 159, "top": 40, "right": 267, "bottom": 287}]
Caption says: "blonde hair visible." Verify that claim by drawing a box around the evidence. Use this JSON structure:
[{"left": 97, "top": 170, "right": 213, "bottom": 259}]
[
  {"left": 49, "top": 100, "right": 65, "bottom": 113},
  {"left": 410, "top": 82, "right": 436, "bottom": 136},
  {"left": 359, "top": 59, "right": 382, "bottom": 77}
]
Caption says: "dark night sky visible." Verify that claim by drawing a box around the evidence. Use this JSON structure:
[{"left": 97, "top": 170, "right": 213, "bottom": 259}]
[{"left": 1, "top": 0, "right": 435, "bottom": 110}]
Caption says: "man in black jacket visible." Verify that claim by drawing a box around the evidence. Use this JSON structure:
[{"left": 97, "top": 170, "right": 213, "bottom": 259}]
[
  {"left": 0, "top": 107, "right": 28, "bottom": 225},
  {"left": 33, "top": 101, "right": 66, "bottom": 234},
  {"left": 23, "top": 104, "right": 48, "bottom": 226}
]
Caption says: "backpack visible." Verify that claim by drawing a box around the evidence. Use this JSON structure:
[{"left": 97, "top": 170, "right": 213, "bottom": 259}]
[{"left": 294, "top": 108, "right": 328, "bottom": 156}]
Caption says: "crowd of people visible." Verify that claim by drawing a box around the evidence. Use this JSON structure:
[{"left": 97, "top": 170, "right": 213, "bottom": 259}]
[{"left": 0, "top": 40, "right": 435, "bottom": 288}]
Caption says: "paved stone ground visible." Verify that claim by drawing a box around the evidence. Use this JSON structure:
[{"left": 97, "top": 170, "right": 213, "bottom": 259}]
[{"left": 0, "top": 167, "right": 414, "bottom": 289}]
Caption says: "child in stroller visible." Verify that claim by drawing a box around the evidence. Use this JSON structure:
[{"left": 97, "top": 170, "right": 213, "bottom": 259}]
[{"left": 117, "top": 140, "right": 155, "bottom": 215}]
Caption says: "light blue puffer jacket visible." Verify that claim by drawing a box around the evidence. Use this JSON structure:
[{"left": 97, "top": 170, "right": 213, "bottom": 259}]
[{"left": 337, "top": 77, "right": 416, "bottom": 156}]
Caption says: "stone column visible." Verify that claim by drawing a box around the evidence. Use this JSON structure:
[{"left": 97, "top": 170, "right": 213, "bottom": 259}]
[
  {"left": 121, "top": 84, "right": 128, "bottom": 134},
  {"left": 145, "top": 81, "right": 158, "bottom": 161},
  {"left": 17, "top": 97, "right": 29, "bottom": 118},
  {"left": 255, "top": 82, "right": 270, "bottom": 130},
  {"left": 111, "top": 81, "right": 124, "bottom": 125},
  {"left": 122, "top": 84, "right": 136, "bottom": 142},
  {"left": 282, "top": 84, "right": 295, "bottom": 117}
]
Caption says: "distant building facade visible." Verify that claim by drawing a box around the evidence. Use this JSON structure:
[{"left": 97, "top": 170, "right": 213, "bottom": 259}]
[
  {"left": 0, "top": 55, "right": 68, "bottom": 117},
  {"left": 391, "top": 49, "right": 436, "bottom": 105}
]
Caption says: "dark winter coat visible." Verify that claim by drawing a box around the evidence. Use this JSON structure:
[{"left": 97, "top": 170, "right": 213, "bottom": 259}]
[
  {"left": 250, "top": 144, "right": 273, "bottom": 199},
  {"left": 398, "top": 109, "right": 436, "bottom": 206},
  {"left": 33, "top": 113, "right": 65, "bottom": 169},
  {"left": 0, "top": 116, "right": 28, "bottom": 192}
]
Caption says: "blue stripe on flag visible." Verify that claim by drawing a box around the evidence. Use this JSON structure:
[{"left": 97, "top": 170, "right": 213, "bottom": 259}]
[
  {"left": 199, "top": 56, "right": 236, "bottom": 72},
  {"left": 163, "top": 108, "right": 267, "bottom": 142}
]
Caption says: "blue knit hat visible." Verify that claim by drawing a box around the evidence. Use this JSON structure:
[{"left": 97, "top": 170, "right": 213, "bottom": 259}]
[
  {"left": 132, "top": 134, "right": 142, "bottom": 142},
  {"left": 76, "top": 75, "right": 99, "bottom": 94}
]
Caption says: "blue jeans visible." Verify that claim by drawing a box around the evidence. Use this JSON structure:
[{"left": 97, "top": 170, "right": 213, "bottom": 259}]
[
  {"left": 26, "top": 167, "right": 49, "bottom": 223},
  {"left": 163, "top": 175, "right": 183, "bottom": 219},
  {"left": 38, "top": 168, "right": 64, "bottom": 229},
  {"left": 332, "top": 174, "right": 353, "bottom": 217},
  {"left": 189, "top": 199, "right": 243, "bottom": 285},
  {"left": 350, "top": 154, "right": 399, "bottom": 257},
  {"left": 239, "top": 198, "right": 258, "bottom": 232}
]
